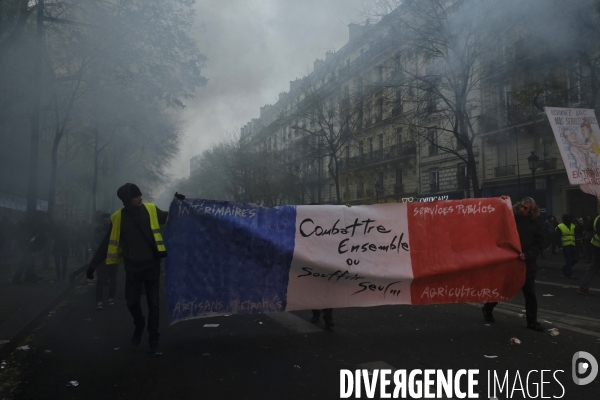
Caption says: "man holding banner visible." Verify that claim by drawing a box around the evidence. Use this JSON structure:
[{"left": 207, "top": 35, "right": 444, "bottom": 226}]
[
  {"left": 86, "top": 183, "right": 177, "bottom": 355},
  {"left": 483, "top": 197, "right": 546, "bottom": 331}
]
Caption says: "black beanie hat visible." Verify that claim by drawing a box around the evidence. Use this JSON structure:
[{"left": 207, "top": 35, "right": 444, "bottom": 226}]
[{"left": 117, "top": 183, "right": 142, "bottom": 206}]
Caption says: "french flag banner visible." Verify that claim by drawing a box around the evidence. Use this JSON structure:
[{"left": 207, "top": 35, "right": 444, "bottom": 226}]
[{"left": 163, "top": 198, "right": 524, "bottom": 325}]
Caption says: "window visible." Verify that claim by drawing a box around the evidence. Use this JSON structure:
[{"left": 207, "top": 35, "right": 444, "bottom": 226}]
[
  {"left": 427, "top": 128, "right": 438, "bottom": 155},
  {"left": 457, "top": 164, "right": 468, "bottom": 190},
  {"left": 378, "top": 134, "right": 384, "bottom": 150},
  {"left": 330, "top": 184, "right": 335, "bottom": 201},
  {"left": 393, "top": 89, "right": 402, "bottom": 116},
  {"left": 273, "top": 136, "right": 277, "bottom": 151},
  {"left": 369, "top": 137, "right": 374, "bottom": 156},
  {"left": 396, "top": 127, "right": 403, "bottom": 144},
  {"left": 359, "top": 140, "right": 364, "bottom": 156},
  {"left": 345, "top": 146, "right": 350, "bottom": 160},
  {"left": 497, "top": 139, "right": 513, "bottom": 167},
  {"left": 377, "top": 97, "right": 383, "bottom": 121},
  {"left": 376, "top": 66, "right": 383, "bottom": 82},
  {"left": 430, "top": 170, "right": 440, "bottom": 192},
  {"left": 378, "top": 172, "right": 384, "bottom": 186}
]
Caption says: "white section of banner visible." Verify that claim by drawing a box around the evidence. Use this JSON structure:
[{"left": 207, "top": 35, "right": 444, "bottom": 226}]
[
  {"left": 285, "top": 203, "right": 413, "bottom": 311},
  {"left": 545, "top": 107, "right": 600, "bottom": 196}
]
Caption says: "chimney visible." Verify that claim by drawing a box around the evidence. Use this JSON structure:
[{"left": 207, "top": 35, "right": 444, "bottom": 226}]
[
  {"left": 349, "top": 23, "right": 365, "bottom": 42},
  {"left": 279, "top": 92, "right": 287, "bottom": 101},
  {"left": 290, "top": 78, "right": 301, "bottom": 92},
  {"left": 314, "top": 58, "right": 325, "bottom": 72},
  {"left": 325, "top": 50, "right": 335, "bottom": 62}
]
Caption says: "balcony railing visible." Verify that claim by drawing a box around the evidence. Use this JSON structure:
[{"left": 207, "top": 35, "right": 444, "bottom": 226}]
[
  {"left": 495, "top": 165, "right": 516, "bottom": 177},
  {"left": 366, "top": 188, "right": 374, "bottom": 198},
  {"left": 430, "top": 183, "right": 440, "bottom": 192},
  {"left": 338, "top": 143, "right": 417, "bottom": 171},
  {"left": 394, "top": 184, "right": 403, "bottom": 195},
  {"left": 356, "top": 188, "right": 364, "bottom": 199},
  {"left": 480, "top": 87, "right": 591, "bottom": 131}
]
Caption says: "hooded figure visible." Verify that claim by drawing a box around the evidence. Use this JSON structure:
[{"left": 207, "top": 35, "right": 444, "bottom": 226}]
[{"left": 88, "top": 183, "right": 171, "bottom": 355}]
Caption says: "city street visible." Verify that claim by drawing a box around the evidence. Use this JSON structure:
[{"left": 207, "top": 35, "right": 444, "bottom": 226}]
[{"left": 0, "top": 258, "right": 598, "bottom": 400}]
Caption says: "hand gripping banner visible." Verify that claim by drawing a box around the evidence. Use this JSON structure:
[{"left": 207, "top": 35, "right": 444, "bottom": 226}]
[{"left": 163, "top": 198, "right": 524, "bottom": 325}]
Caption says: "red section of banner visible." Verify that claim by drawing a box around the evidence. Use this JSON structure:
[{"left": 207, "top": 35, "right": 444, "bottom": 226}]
[{"left": 408, "top": 198, "right": 525, "bottom": 305}]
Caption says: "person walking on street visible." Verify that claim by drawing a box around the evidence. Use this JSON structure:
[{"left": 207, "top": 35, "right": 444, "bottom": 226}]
[
  {"left": 557, "top": 214, "right": 578, "bottom": 279},
  {"left": 482, "top": 197, "right": 546, "bottom": 332},
  {"left": 578, "top": 214, "right": 600, "bottom": 295},
  {"left": 87, "top": 183, "right": 174, "bottom": 355},
  {"left": 94, "top": 212, "right": 118, "bottom": 310},
  {"left": 52, "top": 222, "right": 70, "bottom": 282}
]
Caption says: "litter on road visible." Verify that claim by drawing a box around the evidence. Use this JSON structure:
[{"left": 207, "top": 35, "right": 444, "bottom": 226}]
[
  {"left": 66, "top": 381, "right": 79, "bottom": 387},
  {"left": 484, "top": 355, "right": 498, "bottom": 358},
  {"left": 542, "top": 294, "right": 554, "bottom": 297},
  {"left": 16, "top": 345, "right": 30, "bottom": 351},
  {"left": 203, "top": 324, "right": 219, "bottom": 327},
  {"left": 548, "top": 328, "right": 560, "bottom": 337},
  {"left": 44, "top": 350, "right": 51, "bottom": 353},
  {"left": 510, "top": 337, "right": 521, "bottom": 345}
]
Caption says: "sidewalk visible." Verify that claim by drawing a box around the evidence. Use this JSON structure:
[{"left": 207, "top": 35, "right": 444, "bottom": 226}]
[{"left": 0, "top": 256, "right": 88, "bottom": 359}]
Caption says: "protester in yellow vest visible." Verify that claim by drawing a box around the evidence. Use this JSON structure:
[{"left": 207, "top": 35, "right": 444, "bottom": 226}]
[
  {"left": 556, "top": 214, "right": 578, "bottom": 279},
  {"left": 578, "top": 214, "right": 600, "bottom": 295},
  {"left": 86, "top": 183, "right": 183, "bottom": 356}
]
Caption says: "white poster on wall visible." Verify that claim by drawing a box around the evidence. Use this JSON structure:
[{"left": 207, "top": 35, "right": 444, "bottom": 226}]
[{"left": 544, "top": 107, "right": 600, "bottom": 198}]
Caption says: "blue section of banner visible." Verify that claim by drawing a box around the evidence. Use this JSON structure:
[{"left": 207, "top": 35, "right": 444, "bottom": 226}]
[{"left": 163, "top": 199, "right": 297, "bottom": 324}]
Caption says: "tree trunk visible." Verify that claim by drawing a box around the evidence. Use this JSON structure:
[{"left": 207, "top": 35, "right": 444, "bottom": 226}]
[{"left": 26, "top": 0, "right": 43, "bottom": 216}]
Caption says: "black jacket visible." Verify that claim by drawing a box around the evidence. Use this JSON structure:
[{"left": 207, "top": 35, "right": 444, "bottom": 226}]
[
  {"left": 90, "top": 204, "right": 168, "bottom": 270},
  {"left": 513, "top": 204, "right": 545, "bottom": 278}
]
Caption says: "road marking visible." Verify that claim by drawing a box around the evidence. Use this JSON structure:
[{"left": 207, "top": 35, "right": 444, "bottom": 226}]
[
  {"left": 495, "top": 302, "right": 600, "bottom": 323},
  {"left": 265, "top": 312, "right": 322, "bottom": 333},
  {"left": 536, "top": 279, "right": 599, "bottom": 292}
]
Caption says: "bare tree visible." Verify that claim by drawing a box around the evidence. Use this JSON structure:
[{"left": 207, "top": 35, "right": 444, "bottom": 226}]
[
  {"left": 290, "top": 80, "right": 371, "bottom": 204},
  {"left": 374, "top": 0, "right": 518, "bottom": 198}
]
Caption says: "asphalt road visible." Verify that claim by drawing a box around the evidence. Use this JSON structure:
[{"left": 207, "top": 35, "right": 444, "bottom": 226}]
[{"left": 1, "top": 269, "right": 598, "bottom": 400}]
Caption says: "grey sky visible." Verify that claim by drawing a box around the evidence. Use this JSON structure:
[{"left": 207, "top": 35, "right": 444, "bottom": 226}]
[{"left": 168, "top": 0, "right": 364, "bottom": 179}]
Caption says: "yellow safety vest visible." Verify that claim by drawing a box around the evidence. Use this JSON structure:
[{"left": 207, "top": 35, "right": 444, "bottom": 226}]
[
  {"left": 556, "top": 223, "right": 576, "bottom": 247},
  {"left": 591, "top": 216, "right": 600, "bottom": 248},
  {"left": 106, "top": 203, "right": 166, "bottom": 265}
]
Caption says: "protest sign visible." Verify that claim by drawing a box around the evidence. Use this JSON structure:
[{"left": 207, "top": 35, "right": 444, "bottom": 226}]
[
  {"left": 163, "top": 198, "right": 523, "bottom": 325},
  {"left": 545, "top": 107, "right": 600, "bottom": 197}
]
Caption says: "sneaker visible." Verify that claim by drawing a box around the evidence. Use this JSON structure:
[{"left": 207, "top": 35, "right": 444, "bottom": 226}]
[
  {"left": 577, "top": 288, "right": 595, "bottom": 295},
  {"left": 107, "top": 298, "right": 115, "bottom": 305},
  {"left": 527, "top": 322, "right": 545, "bottom": 332},
  {"left": 324, "top": 318, "right": 335, "bottom": 329},
  {"left": 482, "top": 306, "right": 495, "bottom": 323},
  {"left": 95, "top": 301, "right": 103, "bottom": 310}
]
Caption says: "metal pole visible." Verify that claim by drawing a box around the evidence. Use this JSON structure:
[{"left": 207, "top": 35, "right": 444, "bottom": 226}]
[{"left": 515, "top": 128, "right": 521, "bottom": 199}]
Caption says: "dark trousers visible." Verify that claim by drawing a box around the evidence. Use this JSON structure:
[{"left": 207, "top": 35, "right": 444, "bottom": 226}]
[
  {"left": 54, "top": 253, "right": 68, "bottom": 281},
  {"left": 125, "top": 265, "right": 160, "bottom": 344},
  {"left": 484, "top": 276, "right": 538, "bottom": 325},
  {"left": 562, "top": 246, "right": 578, "bottom": 277},
  {"left": 96, "top": 263, "right": 118, "bottom": 302}
]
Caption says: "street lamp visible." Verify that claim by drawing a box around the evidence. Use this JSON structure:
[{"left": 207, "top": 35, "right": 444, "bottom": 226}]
[{"left": 527, "top": 151, "right": 539, "bottom": 199}]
